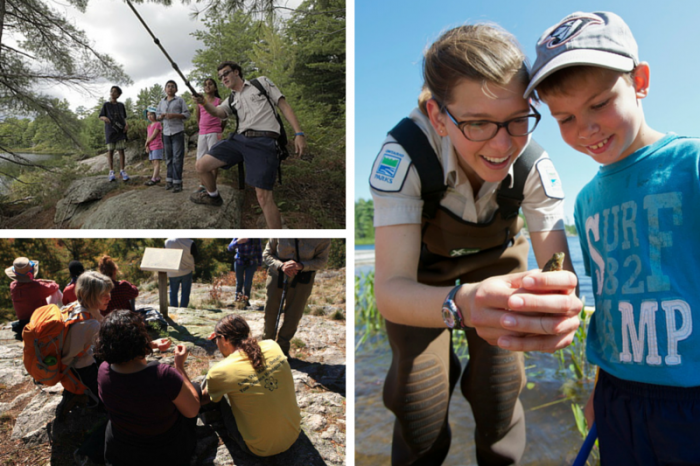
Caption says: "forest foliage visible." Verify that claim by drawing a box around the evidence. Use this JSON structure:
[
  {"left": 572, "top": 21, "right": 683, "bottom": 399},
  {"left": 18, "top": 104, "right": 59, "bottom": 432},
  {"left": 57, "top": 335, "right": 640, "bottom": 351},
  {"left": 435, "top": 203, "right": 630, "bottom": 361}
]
[
  {"left": 355, "top": 198, "right": 374, "bottom": 244},
  {"left": 1, "top": 238, "right": 345, "bottom": 314}
]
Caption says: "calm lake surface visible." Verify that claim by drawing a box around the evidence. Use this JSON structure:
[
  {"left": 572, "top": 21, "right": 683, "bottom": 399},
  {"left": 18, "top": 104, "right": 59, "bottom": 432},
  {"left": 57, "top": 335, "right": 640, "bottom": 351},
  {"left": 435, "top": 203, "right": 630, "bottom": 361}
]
[
  {"left": 0, "top": 152, "right": 60, "bottom": 193},
  {"left": 355, "top": 236, "right": 596, "bottom": 465}
]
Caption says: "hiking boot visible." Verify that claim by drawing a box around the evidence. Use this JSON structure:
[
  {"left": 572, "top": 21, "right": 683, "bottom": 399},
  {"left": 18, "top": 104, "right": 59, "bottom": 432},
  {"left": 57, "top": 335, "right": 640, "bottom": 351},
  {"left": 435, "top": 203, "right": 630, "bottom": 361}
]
[
  {"left": 108, "top": 170, "right": 116, "bottom": 182},
  {"left": 165, "top": 182, "right": 174, "bottom": 190},
  {"left": 173, "top": 184, "right": 183, "bottom": 193},
  {"left": 190, "top": 191, "right": 223, "bottom": 206},
  {"left": 192, "top": 185, "right": 207, "bottom": 194},
  {"left": 120, "top": 170, "right": 130, "bottom": 181},
  {"left": 145, "top": 178, "right": 160, "bottom": 186}
]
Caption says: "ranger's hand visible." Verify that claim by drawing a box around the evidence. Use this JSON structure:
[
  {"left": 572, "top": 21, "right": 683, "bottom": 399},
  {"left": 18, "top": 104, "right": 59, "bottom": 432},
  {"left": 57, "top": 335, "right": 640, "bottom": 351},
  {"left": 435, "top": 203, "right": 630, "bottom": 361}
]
[
  {"left": 294, "top": 134, "right": 307, "bottom": 157},
  {"left": 458, "top": 270, "right": 582, "bottom": 352}
]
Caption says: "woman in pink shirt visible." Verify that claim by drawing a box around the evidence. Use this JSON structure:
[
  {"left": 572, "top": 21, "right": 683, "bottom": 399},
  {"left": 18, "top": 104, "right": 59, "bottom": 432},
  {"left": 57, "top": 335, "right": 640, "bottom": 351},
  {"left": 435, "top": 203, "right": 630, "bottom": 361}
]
[
  {"left": 194, "top": 78, "right": 226, "bottom": 193},
  {"left": 144, "top": 107, "right": 164, "bottom": 186}
]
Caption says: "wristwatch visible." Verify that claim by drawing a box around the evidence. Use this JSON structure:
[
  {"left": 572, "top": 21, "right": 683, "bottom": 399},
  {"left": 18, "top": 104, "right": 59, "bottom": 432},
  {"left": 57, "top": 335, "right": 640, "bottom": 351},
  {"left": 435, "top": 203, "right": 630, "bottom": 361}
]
[{"left": 442, "top": 285, "right": 470, "bottom": 329}]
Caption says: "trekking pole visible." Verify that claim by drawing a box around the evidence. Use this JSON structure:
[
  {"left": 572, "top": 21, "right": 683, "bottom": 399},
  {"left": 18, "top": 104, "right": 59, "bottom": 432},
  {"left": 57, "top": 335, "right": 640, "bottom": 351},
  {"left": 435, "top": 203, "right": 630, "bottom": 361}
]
[
  {"left": 124, "top": 0, "right": 200, "bottom": 97},
  {"left": 273, "top": 274, "right": 289, "bottom": 340},
  {"left": 572, "top": 422, "right": 597, "bottom": 466}
]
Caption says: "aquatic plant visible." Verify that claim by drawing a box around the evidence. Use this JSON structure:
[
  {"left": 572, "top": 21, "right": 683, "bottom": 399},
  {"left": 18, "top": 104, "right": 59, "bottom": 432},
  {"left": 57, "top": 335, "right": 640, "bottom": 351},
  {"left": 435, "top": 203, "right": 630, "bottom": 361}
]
[
  {"left": 571, "top": 403, "right": 600, "bottom": 465},
  {"left": 355, "top": 271, "right": 384, "bottom": 349}
]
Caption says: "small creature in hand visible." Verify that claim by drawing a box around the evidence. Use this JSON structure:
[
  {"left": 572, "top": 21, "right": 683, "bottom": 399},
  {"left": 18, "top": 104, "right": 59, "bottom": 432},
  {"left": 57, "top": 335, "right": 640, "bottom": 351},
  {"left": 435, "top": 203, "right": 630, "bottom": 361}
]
[{"left": 542, "top": 252, "right": 565, "bottom": 272}]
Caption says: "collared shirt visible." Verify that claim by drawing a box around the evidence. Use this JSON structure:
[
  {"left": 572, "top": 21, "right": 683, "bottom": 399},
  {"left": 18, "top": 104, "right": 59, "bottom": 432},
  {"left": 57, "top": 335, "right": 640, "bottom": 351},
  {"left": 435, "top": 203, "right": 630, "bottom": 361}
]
[
  {"left": 156, "top": 96, "right": 190, "bottom": 136},
  {"left": 370, "top": 108, "right": 566, "bottom": 232},
  {"left": 228, "top": 239, "right": 263, "bottom": 267},
  {"left": 263, "top": 239, "right": 331, "bottom": 273},
  {"left": 217, "top": 77, "right": 284, "bottom": 134},
  {"left": 10, "top": 279, "right": 60, "bottom": 321}
]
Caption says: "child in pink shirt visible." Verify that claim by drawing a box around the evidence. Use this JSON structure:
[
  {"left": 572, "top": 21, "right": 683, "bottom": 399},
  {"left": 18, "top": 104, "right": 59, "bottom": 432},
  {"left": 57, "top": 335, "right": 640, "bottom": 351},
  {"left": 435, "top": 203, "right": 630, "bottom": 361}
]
[
  {"left": 144, "top": 108, "right": 164, "bottom": 186},
  {"left": 194, "top": 78, "right": 226, "bottom": 193}
]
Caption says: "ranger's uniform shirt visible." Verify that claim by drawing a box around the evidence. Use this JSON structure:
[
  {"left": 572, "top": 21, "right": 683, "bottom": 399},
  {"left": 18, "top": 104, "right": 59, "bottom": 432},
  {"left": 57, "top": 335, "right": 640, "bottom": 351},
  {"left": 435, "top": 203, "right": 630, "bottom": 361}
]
[
  {"left": 217, "top": 77, "right": 284, "bottom": 134},
  {"left": 370, "top": 108, "right": 566, "bottom": 232}
]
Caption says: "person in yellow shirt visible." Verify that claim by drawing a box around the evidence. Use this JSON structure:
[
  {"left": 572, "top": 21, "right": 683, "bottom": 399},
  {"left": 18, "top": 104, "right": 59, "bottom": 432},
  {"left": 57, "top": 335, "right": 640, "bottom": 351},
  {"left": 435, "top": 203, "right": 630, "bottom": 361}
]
[{"left": 203, "top": 314, "right": 301, "bottom": 456}]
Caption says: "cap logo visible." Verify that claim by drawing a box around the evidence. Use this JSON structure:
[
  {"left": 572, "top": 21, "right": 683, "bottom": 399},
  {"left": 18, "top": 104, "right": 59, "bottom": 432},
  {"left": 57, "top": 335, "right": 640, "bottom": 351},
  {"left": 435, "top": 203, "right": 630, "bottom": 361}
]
[{"left": 540, "top": 14, "right": 604, "bottom": 49}]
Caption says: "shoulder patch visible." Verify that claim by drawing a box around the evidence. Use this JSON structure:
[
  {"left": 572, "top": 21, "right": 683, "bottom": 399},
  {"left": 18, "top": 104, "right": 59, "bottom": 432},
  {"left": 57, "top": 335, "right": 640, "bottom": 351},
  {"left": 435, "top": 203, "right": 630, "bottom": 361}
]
[
  {"left": 369, "top": 143, "right": 411, "bottom": 192},
  {"left": 536, "top": 158, "right": 565, "bottom": 199}
]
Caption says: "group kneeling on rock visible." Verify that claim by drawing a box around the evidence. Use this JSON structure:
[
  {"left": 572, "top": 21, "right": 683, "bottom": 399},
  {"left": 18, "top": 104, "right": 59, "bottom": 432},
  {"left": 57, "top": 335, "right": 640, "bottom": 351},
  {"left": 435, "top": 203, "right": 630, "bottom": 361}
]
[{"left": 9, "top": 264, "right": 301, "bottom": 465}]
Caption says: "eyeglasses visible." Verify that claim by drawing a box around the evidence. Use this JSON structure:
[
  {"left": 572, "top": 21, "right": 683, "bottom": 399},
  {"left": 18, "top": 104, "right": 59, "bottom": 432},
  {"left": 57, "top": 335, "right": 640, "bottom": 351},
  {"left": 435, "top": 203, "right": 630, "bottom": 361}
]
[
  {"left": 218, "top": 69, "right": 233, "bottom": 82},
  {"left": 214, "top": 334, "right": 224, "bottom": 340},
  {"left": 442, "top": 104, "right": 541, "bottom": 142}
]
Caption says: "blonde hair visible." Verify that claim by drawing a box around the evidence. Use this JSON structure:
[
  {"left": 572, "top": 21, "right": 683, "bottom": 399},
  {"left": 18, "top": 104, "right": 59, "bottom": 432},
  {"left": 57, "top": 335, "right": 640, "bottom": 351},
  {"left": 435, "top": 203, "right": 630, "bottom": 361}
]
[
  {"left": 76, "top": 271, "right": 114, "bottom": 311},
  {"left": 419, "top": 23, "right": 530, "bottom": 114}
]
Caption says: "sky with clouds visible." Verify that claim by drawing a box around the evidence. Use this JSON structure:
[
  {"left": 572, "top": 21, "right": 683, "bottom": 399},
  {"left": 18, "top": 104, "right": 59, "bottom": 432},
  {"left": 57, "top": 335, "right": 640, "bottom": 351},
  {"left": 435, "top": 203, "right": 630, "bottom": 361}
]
[{"left": 36, "top": 0, "right": 213, "bottom": 111}]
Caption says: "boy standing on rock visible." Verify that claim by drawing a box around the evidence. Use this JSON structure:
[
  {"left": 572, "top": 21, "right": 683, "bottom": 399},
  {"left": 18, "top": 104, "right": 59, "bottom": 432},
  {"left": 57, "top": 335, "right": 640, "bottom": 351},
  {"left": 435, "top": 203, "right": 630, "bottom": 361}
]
[{"left": 98, "top": 86, "right": 130, "bottom": 182}]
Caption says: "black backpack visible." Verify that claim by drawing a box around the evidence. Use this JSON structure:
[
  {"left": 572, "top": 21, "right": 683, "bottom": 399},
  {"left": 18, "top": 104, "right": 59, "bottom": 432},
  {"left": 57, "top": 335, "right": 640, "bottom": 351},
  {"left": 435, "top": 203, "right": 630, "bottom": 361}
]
[{"left": 227, "top": 78, "right": 290, "bottom": 183}]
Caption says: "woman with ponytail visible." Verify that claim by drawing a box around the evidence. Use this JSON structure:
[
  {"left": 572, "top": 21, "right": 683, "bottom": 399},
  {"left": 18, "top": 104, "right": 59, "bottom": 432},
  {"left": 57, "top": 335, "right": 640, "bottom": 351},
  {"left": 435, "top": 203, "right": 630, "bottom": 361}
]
[
  {"left": 97, "top": 255, "right": 139, "bottom": 316},
  {"left": 203, "top": 314, "right": 300, "bottom": 456}
]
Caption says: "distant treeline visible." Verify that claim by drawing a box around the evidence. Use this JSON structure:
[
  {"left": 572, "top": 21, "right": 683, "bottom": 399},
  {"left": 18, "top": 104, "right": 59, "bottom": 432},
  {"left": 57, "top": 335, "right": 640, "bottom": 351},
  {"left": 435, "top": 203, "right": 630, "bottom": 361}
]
[
  {"left": 355, "top": 198, "right": 374, "bottom": 245},
  {"left": 1, "top": 238, "right": 345, "bottom": 313}
]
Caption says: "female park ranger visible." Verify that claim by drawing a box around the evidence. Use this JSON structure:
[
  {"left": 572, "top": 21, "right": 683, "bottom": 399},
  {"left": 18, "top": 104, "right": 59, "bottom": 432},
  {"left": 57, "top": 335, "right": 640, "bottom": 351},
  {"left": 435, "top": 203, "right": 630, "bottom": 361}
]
[{"left": 369, "top": 23, "right": 582, "bottom": 465}]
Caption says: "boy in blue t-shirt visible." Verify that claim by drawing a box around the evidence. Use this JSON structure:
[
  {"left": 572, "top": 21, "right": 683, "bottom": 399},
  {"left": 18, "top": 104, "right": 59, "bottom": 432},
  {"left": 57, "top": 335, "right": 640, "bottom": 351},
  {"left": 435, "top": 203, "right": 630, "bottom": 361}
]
[{"left": 526, "top": 11, "right": 700, "bottom": 465}]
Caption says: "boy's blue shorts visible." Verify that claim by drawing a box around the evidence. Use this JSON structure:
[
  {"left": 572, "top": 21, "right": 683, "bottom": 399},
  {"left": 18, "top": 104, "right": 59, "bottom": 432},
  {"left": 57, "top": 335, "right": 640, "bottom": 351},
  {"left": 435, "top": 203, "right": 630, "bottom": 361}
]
[
  {"left": 149, "top": 149, "right": 163, "bottom": 161},
  {"left": 595, "top": 369, "right": 700, "bottom": 465},
  {"left": 208, "top": 134, "right": 278, "bottom": 191}
]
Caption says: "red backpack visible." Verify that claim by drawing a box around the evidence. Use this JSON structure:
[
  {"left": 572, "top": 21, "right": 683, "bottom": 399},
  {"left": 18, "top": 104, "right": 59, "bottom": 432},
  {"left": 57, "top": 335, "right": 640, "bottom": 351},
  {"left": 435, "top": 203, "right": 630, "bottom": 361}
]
[{"left": 22, "top": 303, "right": 94, "bottom": 395}]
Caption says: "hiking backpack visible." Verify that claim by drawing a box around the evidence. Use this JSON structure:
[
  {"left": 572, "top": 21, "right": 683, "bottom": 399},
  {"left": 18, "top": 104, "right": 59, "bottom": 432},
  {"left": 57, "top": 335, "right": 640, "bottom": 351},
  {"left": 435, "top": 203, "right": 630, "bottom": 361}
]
[
  {"left": 22, "top": 303, "right": 94, "bottom": 395},
  {"left": 227, "top": 78, "right": 290, "bottom": 183}
]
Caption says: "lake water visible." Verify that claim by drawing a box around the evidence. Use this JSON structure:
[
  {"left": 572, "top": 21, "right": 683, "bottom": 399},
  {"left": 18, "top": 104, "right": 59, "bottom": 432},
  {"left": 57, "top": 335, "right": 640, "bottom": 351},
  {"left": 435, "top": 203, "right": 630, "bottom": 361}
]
[
  {"left": 355, "top": 236, "right": 597, "bottom": 465},
  {"left": 0, "top": 152, "right": 60, "bottom": 193}
]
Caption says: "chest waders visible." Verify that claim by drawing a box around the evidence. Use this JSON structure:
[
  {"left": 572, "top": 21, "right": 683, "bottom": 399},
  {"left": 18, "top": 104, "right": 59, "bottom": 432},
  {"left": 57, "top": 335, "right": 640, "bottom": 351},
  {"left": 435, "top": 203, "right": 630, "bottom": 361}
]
[{"left": 383, "top": 119, "right": 543, "bottom": 466}]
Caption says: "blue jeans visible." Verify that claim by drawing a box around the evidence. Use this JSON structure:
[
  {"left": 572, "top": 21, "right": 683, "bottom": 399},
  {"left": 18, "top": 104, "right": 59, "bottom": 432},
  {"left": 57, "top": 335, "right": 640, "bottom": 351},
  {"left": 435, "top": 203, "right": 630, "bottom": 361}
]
[
  {"left": 234, "top": 263, "right": 257, "bottom": 298},
  {"left": 169, "top": 272, "right": 192, "bottom": 308},
  {"left": 163, "top": 131, "right": 185, "bottom": 185}
]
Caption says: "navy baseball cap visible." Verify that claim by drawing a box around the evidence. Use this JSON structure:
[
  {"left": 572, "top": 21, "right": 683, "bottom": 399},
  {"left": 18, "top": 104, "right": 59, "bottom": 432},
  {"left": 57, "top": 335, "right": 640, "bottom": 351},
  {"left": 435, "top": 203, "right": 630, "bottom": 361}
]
[{"left": 525, "top": 11, "right": 639, "bottom": 98}]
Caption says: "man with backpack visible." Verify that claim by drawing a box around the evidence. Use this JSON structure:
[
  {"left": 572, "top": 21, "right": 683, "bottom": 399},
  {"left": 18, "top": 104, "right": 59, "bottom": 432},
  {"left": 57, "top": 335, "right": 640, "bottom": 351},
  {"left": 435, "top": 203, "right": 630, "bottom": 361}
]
[
  {"left": 6, "top": 257, "right": 62, "bottom": 340},
  {"left": 191, "top": 61, "right": 307, "bottom": 229}
]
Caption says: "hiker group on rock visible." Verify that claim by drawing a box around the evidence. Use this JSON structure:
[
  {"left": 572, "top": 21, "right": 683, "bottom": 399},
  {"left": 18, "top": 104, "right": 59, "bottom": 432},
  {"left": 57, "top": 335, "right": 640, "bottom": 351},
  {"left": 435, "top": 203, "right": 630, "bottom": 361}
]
[
  {"left": 103, "top": 60, "right": 307, "bottom": 229},
  {"left": 5, "top": 237, "right": 332, "bottom": 464}
]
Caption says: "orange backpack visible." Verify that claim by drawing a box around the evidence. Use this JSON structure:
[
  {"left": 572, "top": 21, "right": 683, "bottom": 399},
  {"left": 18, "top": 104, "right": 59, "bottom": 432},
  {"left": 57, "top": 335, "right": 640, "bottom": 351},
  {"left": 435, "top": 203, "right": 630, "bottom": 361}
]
[{"left": 22, "top": 303, "right": 94, "bottom": 395}]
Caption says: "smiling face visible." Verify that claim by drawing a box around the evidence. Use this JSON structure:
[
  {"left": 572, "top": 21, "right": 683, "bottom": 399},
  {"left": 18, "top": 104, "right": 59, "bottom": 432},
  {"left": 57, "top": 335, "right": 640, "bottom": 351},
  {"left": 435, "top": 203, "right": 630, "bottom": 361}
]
[
  {"left": 541, "top": 66, "right": 650, "bottom": 166},
  {"left": 204, "top": 79, "right": 217, "bottom": 96},
  {"left": 427, "top": 77, "right": 532, "bottom": 186}
]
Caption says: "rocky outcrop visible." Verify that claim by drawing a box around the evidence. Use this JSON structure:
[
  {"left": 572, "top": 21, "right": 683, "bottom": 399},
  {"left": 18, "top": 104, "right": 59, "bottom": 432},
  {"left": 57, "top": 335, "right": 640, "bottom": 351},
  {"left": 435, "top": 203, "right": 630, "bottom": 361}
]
[
  {"left": 54, "top": 179, "right": 244, "bottom": 229},
  {"left": 0, "top": 287, "right": 346, "bottom": 465}
]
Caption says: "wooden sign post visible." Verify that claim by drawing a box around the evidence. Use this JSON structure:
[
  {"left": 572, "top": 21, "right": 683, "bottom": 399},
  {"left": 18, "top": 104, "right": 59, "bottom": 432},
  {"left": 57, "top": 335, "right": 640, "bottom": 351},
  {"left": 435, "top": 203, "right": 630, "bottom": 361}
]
[{"left": 139, "top": 248, "right": 184, "bottom": 318}]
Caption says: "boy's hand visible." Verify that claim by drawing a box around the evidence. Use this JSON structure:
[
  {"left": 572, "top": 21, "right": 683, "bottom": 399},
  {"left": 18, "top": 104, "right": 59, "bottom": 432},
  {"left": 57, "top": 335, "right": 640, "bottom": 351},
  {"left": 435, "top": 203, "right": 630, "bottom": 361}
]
[{"left": 460, "top": 270, "right": 582, "bottom": 352}]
